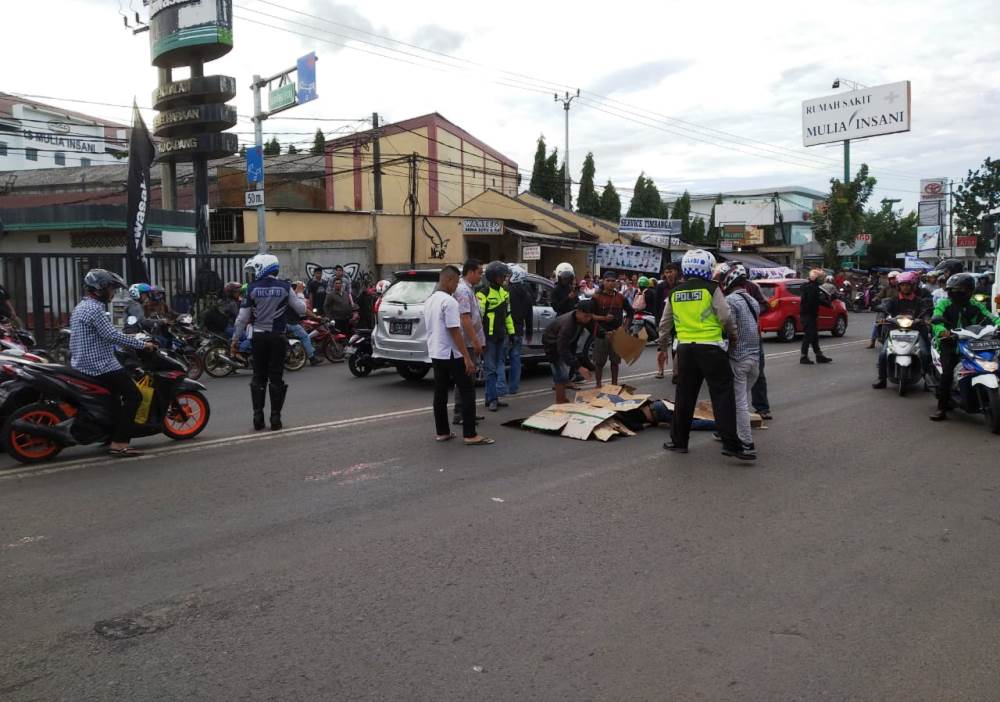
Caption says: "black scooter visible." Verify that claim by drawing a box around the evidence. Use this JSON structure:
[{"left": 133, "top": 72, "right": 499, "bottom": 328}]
[
  {"left": 345, "top": 329, "right": 391, "bottom": 377},
  {"left": 0, "top": 343, "right": 210, "bottom": 464}
]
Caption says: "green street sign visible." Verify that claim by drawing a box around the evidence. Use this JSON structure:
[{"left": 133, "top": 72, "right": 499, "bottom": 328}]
[
  {"left": 841, "top": 260, "right": 854, "bottom": 269},
  {"left": 268, "top": 82, "right": 296, "bottom": 112}
]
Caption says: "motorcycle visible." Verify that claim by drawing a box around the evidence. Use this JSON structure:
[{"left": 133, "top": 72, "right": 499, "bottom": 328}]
[
  {"left": 145, "top": 315, "right": 205, "bottom": 381},
  {"left": 345, "top": 328, "right": 391, "bottom": 377},
  {"left": 0, "top": 340, "right": 211, "bottom": 464},
  {"left": 839, "top": 282, "right": 854, "bottom": 311},
  {"left": 629, "top": 311, "right": 659, "bottom": 344},
  {"left": 881, "top": 315, "right": 928, "bottom": 396},
  {"left": 301, "top": 316, "right": 348, "bottom": 363},
  {"left": 930, "top": 324, "right": 1000, "bottom": 433},
  {"left": 45, "top": 328, "right": 72, "bottom": 365},
  {"left": 201, "top": 332, "right": 307, "bottom": 378}
]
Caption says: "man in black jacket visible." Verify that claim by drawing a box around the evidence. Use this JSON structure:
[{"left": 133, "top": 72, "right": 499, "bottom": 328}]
[
  {"left": 507, "top": 265, "right": 534, "bottom": 394},
  {"left": 542, "top": 300, "right": 595, "bottom": 403},
  {"left": 800, "top": 269, "right": 833, "bottom": 364}
]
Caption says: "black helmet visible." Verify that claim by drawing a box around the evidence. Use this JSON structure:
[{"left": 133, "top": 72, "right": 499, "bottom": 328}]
[
  {"left": 484, "top": 261, "right": 510, "bottom": 285},
  {"left": 945, "top": 272, "right": 976, "bottom": 295},
  {"left": 84, "top": 269, "right": 127, "bottom": 293},
  {"left": 933, "top": 258, "right": 963, "bottom": 279}
]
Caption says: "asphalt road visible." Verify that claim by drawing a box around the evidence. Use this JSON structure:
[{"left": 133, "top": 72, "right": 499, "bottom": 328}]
[{"left": 4, "top": 317, "right": 1000, "bottom": 701}]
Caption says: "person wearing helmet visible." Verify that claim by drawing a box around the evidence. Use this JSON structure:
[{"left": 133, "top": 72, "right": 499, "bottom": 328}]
[
  {"left": 477, "top": 261, "right": 515, "bottom": 412},
  {"left": 70, "top": 270, "right": 156, "bottom": 457},
  {"left": 552, "top": 263, "right": 578, "bottom": 315},
  {"left": 220, "top": 282, "right": 242, "bottom": 330},
  {"left": 375, "top": 279, "right": 391, "bottom": 296},
  {"left": 721, "top": 263, "right": 760, "bottom": 455},
  {"left": 591, "top": 270, "right": 634, "bottom": 388},
  {"left": 506, "top": 264, "right": 532, "bottom": 395},
  {"left": 872, "top": 271, "right": 932, "bottom": 389},
  {"left": 232, "top": 254, "right": 307, "bottom": 431},
  {"left": 800, "top": 269, "right": 834, "bottom": 364},
  {"left": 125, "top": 283, "right": 152, "bottom": 333},
  {"left": 928, "top": 272, "right": 1000, "bottom": 421},
  {"left": 659, "top": 249, "right": 751, "bottom": 460}
]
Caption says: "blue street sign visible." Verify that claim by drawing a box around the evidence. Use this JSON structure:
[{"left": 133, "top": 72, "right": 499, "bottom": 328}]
[
  {"left": 246, "top": 146, "right": 263, "bottom": 185},
  {"left": 297, "top": 52, "right": 318, "bottom": 104}
]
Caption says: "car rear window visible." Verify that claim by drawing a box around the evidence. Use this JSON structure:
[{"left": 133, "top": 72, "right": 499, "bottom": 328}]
[
  {"left": 758, "top": 285, "right": 776, "bottom": 299},
  {"left": 383, "top": 280, "right": 436, "bottom": 305}
]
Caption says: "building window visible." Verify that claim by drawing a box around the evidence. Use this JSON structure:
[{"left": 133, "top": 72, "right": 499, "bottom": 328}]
[
  {"left": 81, "top": 158, "right": 91, "bottom": 167},
  {"left": 54, "top": 151, "right": 66, "bottom": 166},
  {"left": 0, "top": 142, "right": 6, "bottom": 157},
  {"left": 25, "top": 148, "right": 38, "bottom": 161}
]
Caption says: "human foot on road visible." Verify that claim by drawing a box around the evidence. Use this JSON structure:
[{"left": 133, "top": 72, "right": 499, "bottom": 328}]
[
  {"left": 435, "top": 433, "right": 456, "bottom": 442},
  {"left": 464, "top": 435, "right": 495, "bottom": 446}
]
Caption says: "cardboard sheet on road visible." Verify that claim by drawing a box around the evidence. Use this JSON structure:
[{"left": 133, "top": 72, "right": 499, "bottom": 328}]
[{"left": 517, "top": 384, "right": 647, "bottom": 441}]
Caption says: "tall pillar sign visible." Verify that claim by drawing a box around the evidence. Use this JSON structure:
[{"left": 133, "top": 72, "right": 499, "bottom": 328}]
[{"left": 148, "top": 0, "right": 237, "bottom": 255}]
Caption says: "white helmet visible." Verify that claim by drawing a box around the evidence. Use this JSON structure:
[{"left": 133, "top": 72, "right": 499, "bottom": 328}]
[
  {"left": 555, "top": 262, "right": 575, "bottom": 280},
  {"left": 508, "top": 264, "right": 527, "bottom": 284},
  {"left": 244, "top": 253, "right": 280, "bottom": 280},
  {"left": 375, "top": 279, "right": 391, "bottom": 295},
  {"left": 681, "top": 249, "right": 717, "bottom": 281}
]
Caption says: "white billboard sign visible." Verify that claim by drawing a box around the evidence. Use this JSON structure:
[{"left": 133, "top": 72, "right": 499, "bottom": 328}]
[
  {"left": 920, "top": 178, "right": 947, "bottom": 201},
  {"left": 595, "top": 243, "right": 662, "bottom": 273},
  {"left": 916, "top": 225, "right": 940, "bottom": 252},
  {"left": 714, "top": 201, "right": 775, "bottom": 227},
  {"left": 802, "top": 81, "right": 911, "bottom": 147},
  {"left": 618, "top": 217, "right": 682, "bottom": 236}
]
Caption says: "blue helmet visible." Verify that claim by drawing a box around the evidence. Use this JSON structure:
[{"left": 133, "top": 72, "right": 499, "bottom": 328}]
[{"left": 128, "top": 282, "right": 152, "bottom": 300}]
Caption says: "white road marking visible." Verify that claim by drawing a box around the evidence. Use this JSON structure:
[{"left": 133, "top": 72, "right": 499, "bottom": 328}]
[
  {"left": 0, "top": 339, "right": 867, "bottom": 482},
  {"left": 2, "top": 535, "right": 46, "bottom": 550}
]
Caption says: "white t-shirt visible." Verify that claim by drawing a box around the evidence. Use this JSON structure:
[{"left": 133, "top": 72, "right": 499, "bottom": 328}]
[{"left": 424, "top": 290, "right": 463, "bottom": 360}]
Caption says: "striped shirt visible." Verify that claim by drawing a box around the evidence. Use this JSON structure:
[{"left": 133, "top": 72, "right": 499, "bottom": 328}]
[{"left": 725, "top": 289, "right": 761, "bottom": 361}]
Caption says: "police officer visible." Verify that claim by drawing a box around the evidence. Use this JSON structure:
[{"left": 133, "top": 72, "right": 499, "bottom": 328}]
[
  {"left": 477, "top": 261, "right": 514, "bottom": 411},
  {"left": 658, "top": 249, "right": 754, "bottom": 461},
  {"left": 231, "top": 254, "right": 307, "bottom": 431}
]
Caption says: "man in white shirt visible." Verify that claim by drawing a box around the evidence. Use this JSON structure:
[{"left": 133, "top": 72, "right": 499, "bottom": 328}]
[
  {"left": 424, "top": 266, "right": 494, "bottom": 445},
  {"left": 453, "top": 259, "right": 486, "bottom": 426}
]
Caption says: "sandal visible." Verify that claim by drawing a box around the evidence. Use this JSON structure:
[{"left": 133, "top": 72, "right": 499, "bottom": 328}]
[
  {"left": 654, "top": 371, "right": 664, "bottom": 379},
  {"left": 464, "top": 436, "right": 495, "bottom": 446},
  {"left": 435, "top": 433, "right": 456, "bottom": 442},
  {"left": 108, "top": 447, "right": 144, "bottom": 458}
]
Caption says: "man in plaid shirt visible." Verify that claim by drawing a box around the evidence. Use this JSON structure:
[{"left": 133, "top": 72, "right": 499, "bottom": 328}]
[{"left": 70, "top": 269, "right": 155, "bottom": 458}]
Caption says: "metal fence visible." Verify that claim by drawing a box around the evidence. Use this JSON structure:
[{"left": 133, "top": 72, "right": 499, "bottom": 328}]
[{"left": 0, "top": 252, "right": 248, "bottom": 343}]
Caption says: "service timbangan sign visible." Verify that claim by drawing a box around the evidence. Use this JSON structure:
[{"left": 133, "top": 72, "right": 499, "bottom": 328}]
[{"left": 802, "top": 81, "right": 911, "bottom": 147}]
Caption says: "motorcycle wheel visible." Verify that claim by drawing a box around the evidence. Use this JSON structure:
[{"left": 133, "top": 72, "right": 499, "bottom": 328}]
[
  {"left": 979, "top": 387, "right": 1000, "bottom": 434},
  {"left": 203, "top": 346, "right": 236, "bottom": 378},
  {"left": 163, "top": 391, "right": 211, "bottom": 441},
  {"left": 184, "top": 351, "right": 204, "bottom": 381},
  {"left": 285, "top": 343, "right": 307, "bottom": 371},
  {"left": 48, "top": 343, "right": 70, "bottom": 366},
  {"left": 3, "top": 402, "right": 65, "bottom": 464},
  {"left": 324, "top": 339, "right": 346, "bottom": 363},
  {"left": 348, "top": 352, "right": 373, "bottom": 377},
  {"left": 898, "top": 374, "right": 908, "bottom": 397}
]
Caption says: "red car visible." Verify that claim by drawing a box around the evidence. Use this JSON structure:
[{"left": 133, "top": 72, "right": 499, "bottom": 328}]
[{"left": 756, "top": 279, "right": 849, "bottom": 341}]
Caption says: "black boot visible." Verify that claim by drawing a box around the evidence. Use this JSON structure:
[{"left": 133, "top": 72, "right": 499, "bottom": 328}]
[
  {"left": 250, "top": 383, "right": 267, "bottom": 431},
  {"left": 268, "top": 382, "right": 288, "bottom": 430},
  {"left": 872, "top": 378, "right": 887, "bottom": 389}
]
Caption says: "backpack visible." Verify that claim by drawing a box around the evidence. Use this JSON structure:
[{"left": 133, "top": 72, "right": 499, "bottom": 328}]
[{"left": 632, "top": 291, "right": 646, "bottom": 312}]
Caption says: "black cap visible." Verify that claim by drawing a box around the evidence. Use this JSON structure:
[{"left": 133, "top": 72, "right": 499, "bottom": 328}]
[
  {"left": 602, "top": 270, "right": 617, "bottom": 280},
  {"left": 576, "top": 299, "right": 595, "bottom": 314}
]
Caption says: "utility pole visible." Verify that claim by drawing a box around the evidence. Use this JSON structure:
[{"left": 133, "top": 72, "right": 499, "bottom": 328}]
[
  {"left": 251, "top": 74, "right": 266, "bottom": 253},
  {"left": 372, "top": 112, "right": 383, "bottom": 212},
  {"left": 409, "top": 153, "right": 417, "bottom": 267},
  {"left": 554, "top": 89, "right": 580, "bottom": 209}
]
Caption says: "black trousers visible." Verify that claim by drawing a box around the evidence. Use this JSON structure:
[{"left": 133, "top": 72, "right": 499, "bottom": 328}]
[
  {"left": 96, "top": 369, "right": 142, "bottom": 443},
  {"left": 751, "top": 344, "right": 769, "bottom": 413},
  {"left": 800, "top": 314, "right": 821, "bottom": 356},
  {"left": 936, "top": 341, "right": 959, "bottom": 410},
  {"left": 434, "top": 357, "right": 475, "bottom": 438},
  {"left": 251, "top": 331, "right": 287, "bottom": 387},
  {"left": 671, "top": 344, "right": 740, "bottom": 451}
]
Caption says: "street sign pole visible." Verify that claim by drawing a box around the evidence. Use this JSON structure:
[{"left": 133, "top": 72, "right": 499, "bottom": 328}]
[{"left": 248, "top": 53, "right": 318, "bottom": 254}]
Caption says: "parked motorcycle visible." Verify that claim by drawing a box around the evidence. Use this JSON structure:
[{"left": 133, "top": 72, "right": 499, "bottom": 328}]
[
  {"left": 345, "top": 328, "right": 391, "bottom": 377},
  {"left": 882, "top": 315, "right": 928, "bottom": 396},
  {"left": 45, "top": 328, "right": 71, "bottom": 365},
  {"left": 301, "top": 316, "right": 348, "bottom": 363},
  {"left": 629, "top": 311, "right": 659, "bottom": 344},
  {"left": 201, "top": 333, "right": 307, "bottom": 378},
  {"left": 930, "top": 324, "right": 1000, "bottom": 433},
  {"left": 0, "top": 340, "right": 210, "bottom": 464}
]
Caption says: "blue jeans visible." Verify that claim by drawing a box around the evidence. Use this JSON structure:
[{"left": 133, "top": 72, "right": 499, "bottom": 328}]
[
  {"left": 484, "top": 337, "right": 506, "bottom": 404},
  {"left": 287, "top": 323, "right": 315, "bottom": 359},
  {"left": 507, "top": 336, "right": 522, "bottom": 393}
]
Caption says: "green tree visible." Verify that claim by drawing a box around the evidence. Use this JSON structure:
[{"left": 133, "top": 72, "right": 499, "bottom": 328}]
[
  {"left": 263, "top": 137, "right": 282, "bottom": 156},
  {"left": 688, "top": 217, "right": 707, "bottom": 245},
  {"left": 861, "top": 202, "right": 918, "bottom": 268},
  {"left": 811, "top": 164, "right": 877, "bottom": 267},
  {"left": 954, "top": 156, "right": 1000, "bottom": 256},
  {"left": 577, "top": 152, "right": 600, "bottom": 216},
  {"left": 287, "top": 143, "right": 299, "bottom": 155},
  {"left": 627, "top": 173, "right": 666, "bottom": 218},
  {"left": 707, "top": 193, "right": 723, "bottom": 243},
  {"left": 670, "top": 190, "right": 692, "bottom": 239},
  {"left": 544, "top": 148, "right": 560, "bottom": 204},
  {"left": 598, "top": 180, "right": 622, "bottom": 221},
  {"left": 310, "top": 128, "right": 326, "bottom": 155},
  {"left": 239, "top": 144, "right": 246, "bottom": 157},
  {"left": 528, "top": 136, "right": 549, "bottom": 200}
]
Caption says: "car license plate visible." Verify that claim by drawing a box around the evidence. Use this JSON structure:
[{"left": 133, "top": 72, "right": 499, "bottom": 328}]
[{"left": 389, "top": 320, "right": 413, "bottom": 335}]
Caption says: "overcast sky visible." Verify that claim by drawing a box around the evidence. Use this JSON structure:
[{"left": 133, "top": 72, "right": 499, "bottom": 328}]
[{"left": 5, "top": 0, "right": 999, "bottom": 213}]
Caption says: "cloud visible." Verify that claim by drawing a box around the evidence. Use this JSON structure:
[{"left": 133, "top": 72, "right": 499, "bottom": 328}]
[
  {"left": 780, "top": 63, "right": 823, "bottom": 84},
  {"left": 411, "top": 25, "right": 465, "bottom": 53},
  {"left": 589, "top": 60, "right": 689, "bottom": 95},
  {"left": 303, "top": 0, "right": 379, "bottom": 52}
]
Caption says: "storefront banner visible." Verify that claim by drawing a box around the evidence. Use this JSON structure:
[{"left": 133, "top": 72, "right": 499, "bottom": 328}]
[
  {"left": 916, "top": 225, "right": 940, "bottom": 252},
  {"left": 595, "top": 243, "right": 662, "bottom": 273}
]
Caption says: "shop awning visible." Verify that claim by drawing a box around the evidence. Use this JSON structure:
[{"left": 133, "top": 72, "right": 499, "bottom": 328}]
[{"left": 506, "top": 227, "right": 594, "bottom": 250}]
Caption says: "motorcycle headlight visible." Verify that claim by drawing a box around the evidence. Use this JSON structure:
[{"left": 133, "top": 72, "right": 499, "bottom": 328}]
[{"left": 897, "top": 318, "right": 913, "bottom": 329}]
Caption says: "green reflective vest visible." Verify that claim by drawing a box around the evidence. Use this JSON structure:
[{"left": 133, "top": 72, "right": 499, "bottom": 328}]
[
  {"left": 477, "top": 286, "right": 515, "bottom": 338},
  {"left": 670, "top": 279, "right": 724, "bottom": 343}
]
